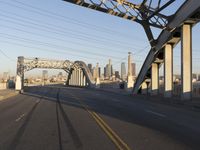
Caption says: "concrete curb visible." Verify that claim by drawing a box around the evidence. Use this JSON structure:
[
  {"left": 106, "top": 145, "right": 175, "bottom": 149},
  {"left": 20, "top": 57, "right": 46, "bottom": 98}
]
[{"left": 0, "top": 92, "right": 19, "bottom": 101}]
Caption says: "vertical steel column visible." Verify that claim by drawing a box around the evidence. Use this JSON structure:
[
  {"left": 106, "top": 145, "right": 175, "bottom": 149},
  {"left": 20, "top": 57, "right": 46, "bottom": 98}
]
[
  {"left": 78, "top": 69, "right": 81, "bottom": 86},
  {"left": 181, "top": 24, "right": 192, "bottom": 100},
  {"left": 72, "top": 70, "right": 75, "bottom": 86},
  {"left": 151, "top": 63, "right": 159, "bottom": 95},
  {"left": 164, "top": 44, "right": 173, "bottom": 98},
  {"left": 80, "top": 70, "right": 83, "bottom": 87},
  {"left": 83, "top": 75, "right": 86, "bottom": 86},
  {"left": 75, "top": 69, "right": 78, "bottom": 86}
]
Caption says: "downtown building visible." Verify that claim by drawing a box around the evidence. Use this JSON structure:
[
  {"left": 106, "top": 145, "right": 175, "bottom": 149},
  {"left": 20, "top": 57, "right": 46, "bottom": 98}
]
[{"left": 121, "top": 62, "right": 126, "bottom": 81}]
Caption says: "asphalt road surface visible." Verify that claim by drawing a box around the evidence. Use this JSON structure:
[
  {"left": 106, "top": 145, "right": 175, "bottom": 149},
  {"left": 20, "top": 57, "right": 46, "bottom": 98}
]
[{"left": 0, "top": 86, "right": 200, "bottom": 150}]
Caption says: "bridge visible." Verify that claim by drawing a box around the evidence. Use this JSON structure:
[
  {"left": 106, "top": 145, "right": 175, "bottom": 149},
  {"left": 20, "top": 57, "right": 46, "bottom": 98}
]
[
  {"left": 1, "top": 1, "right": 200, "bottom": 149},
  {"left": 63, "top": 0, "right": 200, "bottom": 100},
  {"left": 15, "top": 56, "right": 97, "bottom": 91}
]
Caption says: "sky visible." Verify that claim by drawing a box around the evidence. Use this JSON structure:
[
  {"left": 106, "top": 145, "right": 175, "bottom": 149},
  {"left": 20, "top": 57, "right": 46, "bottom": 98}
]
[{"left": 0, "top": 0, "right": 199, "bottom": 77}]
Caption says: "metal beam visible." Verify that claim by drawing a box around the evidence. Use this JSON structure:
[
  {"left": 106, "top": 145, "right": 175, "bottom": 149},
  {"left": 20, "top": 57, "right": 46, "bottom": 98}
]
[
  {"left": 133, "top": 0, "right": 200, "bottom": 94},
  {"left": 63, "top": 0, "right": 173, "bottom": 29}
]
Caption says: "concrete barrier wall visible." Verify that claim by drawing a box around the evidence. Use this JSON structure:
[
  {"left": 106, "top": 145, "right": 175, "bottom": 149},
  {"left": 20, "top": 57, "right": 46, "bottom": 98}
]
[{"left": 158, "top": 83, "right": 200, "bottom": 97}]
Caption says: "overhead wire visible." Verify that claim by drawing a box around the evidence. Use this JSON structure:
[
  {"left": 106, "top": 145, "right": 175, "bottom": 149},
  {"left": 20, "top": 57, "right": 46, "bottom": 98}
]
[
  {"left": 7, "top": 0, "right": 145, "bottom": 40},
  {"left": 0, "top": 24, "right": 127, "bottom": 55},
  {"left": 0, "top": 40, "right": 121, "bottom": 62},
  {"left": 0, "top": 16, "right": 139, "bottom": 52},
  {"left": 0, "top": 33, "right": 123, "bottom": 59},
  {"left": 0, "top": 49, "right": 15, "bottom": 62},
  {"left": 0, "top": 10, "right": 144, "bottom": 48}
]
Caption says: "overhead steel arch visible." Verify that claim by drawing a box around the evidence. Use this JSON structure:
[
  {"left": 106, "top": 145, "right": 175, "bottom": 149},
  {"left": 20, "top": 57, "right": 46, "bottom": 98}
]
[
  {"left": 66, "top": 61, "right": 96, "bottom": 87},
  {"left": 16, "top": 56, "right": 96, "bottom": 90}
]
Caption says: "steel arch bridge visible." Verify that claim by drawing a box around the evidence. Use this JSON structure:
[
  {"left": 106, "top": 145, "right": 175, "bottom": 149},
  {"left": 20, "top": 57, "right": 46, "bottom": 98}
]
[
  {"left": 15, "top": 56, "right": 96, "bottom": 90},
  {"left": 63, "top": 0, "right": 200, "bottom": 99}
]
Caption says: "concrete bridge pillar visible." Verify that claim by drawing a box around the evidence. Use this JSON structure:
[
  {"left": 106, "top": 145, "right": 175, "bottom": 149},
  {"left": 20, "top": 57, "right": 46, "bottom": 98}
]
[
  {"left": 181, "top": 24, "right": 192, "bottom": 100},
  {"left": 151, "top": 63, "right": 159, "bottom": 95},
  {"left": 127, "top": 52, "right": 134, "bottom": 89},
  {"left": 164, "top": 44, "right": 173, "bottom": 98},
  {"left": 15, "top": 75, "right": 22, "bottom": 91},
  {"left": 141, "top": 82, "right": 148, "bottom": 94}
]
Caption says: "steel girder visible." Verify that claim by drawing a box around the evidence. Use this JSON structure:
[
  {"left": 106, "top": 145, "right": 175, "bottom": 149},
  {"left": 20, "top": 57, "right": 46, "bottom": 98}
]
[
  {"left": 17, "top": 57, "right": 73, "bottom": 76},
  {"left": 63, "top": 0, "right": 174, "bottom": 29}
]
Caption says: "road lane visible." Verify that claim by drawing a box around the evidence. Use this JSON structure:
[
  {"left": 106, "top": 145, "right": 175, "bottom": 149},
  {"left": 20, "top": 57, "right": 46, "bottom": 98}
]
[
  {"left": 0, "top": 89, "right": 117, "bottom": 150},
  {"left": 1, "top": 86, "right": 200, "bottom": 150},
  {"left": 58, "top": 87, "right": 200, "bottom": 150}
]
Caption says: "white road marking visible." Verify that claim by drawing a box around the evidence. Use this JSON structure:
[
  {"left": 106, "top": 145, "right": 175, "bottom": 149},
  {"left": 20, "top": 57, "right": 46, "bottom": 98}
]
[
  {"left": 15, "top": 113, "right": 26, "bottom": 122},
  {"left": 145, "top": 110, "right": 166, "bottom": 118}
]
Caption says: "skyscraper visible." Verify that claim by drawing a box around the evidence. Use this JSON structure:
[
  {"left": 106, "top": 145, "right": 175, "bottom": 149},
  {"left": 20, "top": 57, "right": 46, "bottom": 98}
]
[
  {"left": 131, "top": 63, "right": 136, "bottom": 77},
  {"left": 121, "top": 62, "right": 126, "bottom": 81},
  {"left": 98, "top": 67, "right": 101, "bottom": 78},
  {"left": 92, "top": 67, "right": 96, "bottom": 78},
  {"left": 104, "top": 67, "right": 106, "bottom": 78},
  {"left": 105, "top": 64, "right": 109, "bottom": 78},
  {"left": 108, "top": 59, "right": 112, "bottom": 77},
  {"left": 115, "top": 71, "right": 120, "bottom": 79},
  {"left": 128, "top": 52, "right": 132, "bottom": 76},
  {"left": 88, "top": 64, "right": 92, "bottom": 73}
]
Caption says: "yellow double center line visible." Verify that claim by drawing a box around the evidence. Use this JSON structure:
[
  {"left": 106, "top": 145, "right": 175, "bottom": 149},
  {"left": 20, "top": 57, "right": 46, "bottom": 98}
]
[{"left": 71, "top": 95, "right": 131, "bottom": 150}]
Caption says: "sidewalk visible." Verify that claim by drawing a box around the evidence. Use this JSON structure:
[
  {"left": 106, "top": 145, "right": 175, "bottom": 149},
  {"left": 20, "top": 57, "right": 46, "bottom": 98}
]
[{"left": 0, "top": 89, "right": 19, "bottom": 101}]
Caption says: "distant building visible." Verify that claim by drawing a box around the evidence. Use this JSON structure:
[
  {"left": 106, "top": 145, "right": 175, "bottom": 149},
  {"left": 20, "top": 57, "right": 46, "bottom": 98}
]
[
  {"left": 104, "top": 67, "right": 106, "bottom": 78},
  {"left": 105, "top": 64, "right": 109, "bottom": 78},
  {"left": 88, "top": 64, "right": 92, "bottom": 73},
  {"left": 198, "top": 74, "right": 200, "bottom": 81},
  {"left": 115, "top": 71, "right": 120, "bottom": 79},
  {"left": 121, "top": 62, "right": 126, "bottom": 81},
  {"left": 93, "top": 63, "right": 99, "bottom": 79},
  {"left": 108, "top": 59, "right": 112, "bottom": 77},
  {"left": 57, "top": 72, "right": 63, "bottom": 81},
  {"left": 131, "top": 63, "right": 136, "bottom": 77},
  {"left": 104, "top": 59, "right": 112, "bottom": 79},
  {"left": 3, "top": 72, "right": 9, "bottom": 81},
  {"left": 42, "top": 70, "right": 48, "bottom": 80},
  {"left": 192, "top": 73, "right": 197, "bottom": 80},
  {"left": 91, "top": 67, "right": 97, "bottom": 79},
  {"left": 98, "top": 67, "right": 101, "bottom": 78}
]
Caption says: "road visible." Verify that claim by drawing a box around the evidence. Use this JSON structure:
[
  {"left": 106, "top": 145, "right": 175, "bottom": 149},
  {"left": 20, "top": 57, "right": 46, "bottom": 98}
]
[{"left": 0, "top": 86, "right": 200, "bottom": 150}]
